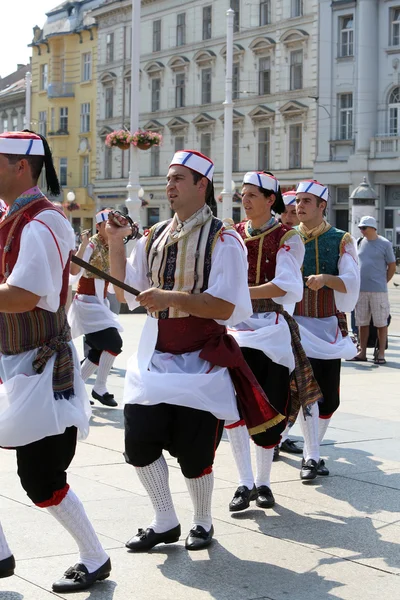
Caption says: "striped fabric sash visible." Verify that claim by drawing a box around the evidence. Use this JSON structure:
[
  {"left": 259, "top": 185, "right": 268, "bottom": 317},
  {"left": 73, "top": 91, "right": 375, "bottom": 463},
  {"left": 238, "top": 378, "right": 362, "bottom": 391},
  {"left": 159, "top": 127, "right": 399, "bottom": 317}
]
[
  {"left": 0, "top": 306, "right": 74, "bottom": 400},
  {"left": 251, "top": 297, "right": 323, "bottom": 420}
]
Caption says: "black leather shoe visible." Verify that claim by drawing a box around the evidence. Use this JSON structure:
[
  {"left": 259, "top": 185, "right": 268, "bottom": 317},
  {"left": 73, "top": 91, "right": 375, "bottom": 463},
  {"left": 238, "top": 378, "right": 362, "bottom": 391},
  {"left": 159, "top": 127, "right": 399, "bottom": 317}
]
[
  {"left": 125, "top": 525, "right": 181, "bottom": 552},
  {"left": 300, "top": 459, "right": 318, "bottom": 480},
  {"left": 273, "top": 445, "right": 280, "bottom": 461},
  {"left": 280, "top": 439, "right": 303, "bottom": 454},
  {"left": 185, "top": 525, "right": 214, "bottom": 550},
  {"left": 228, "top": 485, "right": 258, "bottom": 512},
  {"left": 52, "top": 558, "right": 111, "bottom": 593},
  {"left": 317, "top": 459, "right": 329, "bottom": 476},
  {"left": 92, "top": 390, "right": 118, "bottom": 407},
  {"left": 256, "top": 486, "right": 275, "bottom": 508},
  {"left": 0, "top": 555, "right": 15, "bottom": 579}
]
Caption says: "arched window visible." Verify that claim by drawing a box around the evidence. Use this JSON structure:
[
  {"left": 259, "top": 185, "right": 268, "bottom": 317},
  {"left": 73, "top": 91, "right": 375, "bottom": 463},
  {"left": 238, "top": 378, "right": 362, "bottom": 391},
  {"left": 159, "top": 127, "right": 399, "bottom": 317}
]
[{"left": 389, "top": 87, "right": 400, "bottom": 136}]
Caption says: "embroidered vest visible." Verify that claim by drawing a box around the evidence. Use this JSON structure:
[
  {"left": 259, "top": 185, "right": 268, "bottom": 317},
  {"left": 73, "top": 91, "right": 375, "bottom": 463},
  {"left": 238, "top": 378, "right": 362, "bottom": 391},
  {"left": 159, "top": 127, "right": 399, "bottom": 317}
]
[
  {"left": 145, "top": 215, "right": 225, "bottom": 319},
  {"left": 236, "top": 221, "right": 298, "bottom": 314},
  {"left": 294, "top": 226, "right": 349, "bottom": 318},
  {"left": 76, "top": 234, "right": 109, "bottom": 298}
]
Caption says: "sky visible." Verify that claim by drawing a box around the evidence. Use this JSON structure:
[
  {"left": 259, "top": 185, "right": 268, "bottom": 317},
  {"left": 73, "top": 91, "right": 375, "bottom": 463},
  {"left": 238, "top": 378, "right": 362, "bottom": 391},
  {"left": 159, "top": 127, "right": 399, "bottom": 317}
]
[{"left": 0, "top": 1, "right": 57, "bottom": 78}]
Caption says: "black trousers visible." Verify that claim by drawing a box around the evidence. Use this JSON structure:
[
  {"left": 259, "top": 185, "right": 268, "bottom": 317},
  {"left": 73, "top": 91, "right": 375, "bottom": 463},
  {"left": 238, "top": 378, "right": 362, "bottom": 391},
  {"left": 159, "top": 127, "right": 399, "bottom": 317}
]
[
  {"left": 16, "top": 426, "right": 77, "bottom": 505},
  {"left": 241, "top": 347, "right": 291, "bottom": 448},
  {"left": 85, "top": 327, "right": 123, "bottom": 364},
  {"left": 309, "top": 358, "right": 341, "bottom": 418},
  {"left": 124, "top": 403, "right": 224, "bottom": 478}
]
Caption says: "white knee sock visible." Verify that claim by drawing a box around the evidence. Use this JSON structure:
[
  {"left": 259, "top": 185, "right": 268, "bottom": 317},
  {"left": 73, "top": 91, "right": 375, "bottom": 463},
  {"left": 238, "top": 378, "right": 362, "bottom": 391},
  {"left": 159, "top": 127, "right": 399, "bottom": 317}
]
[
  {"left": 300, "top": 403, "right": 320, "bottom": 462},
  {"left": 93, "top": 351, "right": 116, "bottom": 396},
  {"left": 81, "top": 358, "right": 97, "bottom": 382},
  {"left": 226, "top": 424, "right": 254, "bottom": 489},
  {"left": 46, "top": 488, "right": 108, "bottom": 573},
  {"left": 0, "top": 521, "right": 12, "bottom": 561},
  {"left": 279, "top": 423, "right": 291, "bottom": 446},
  {"left": 135, "top": 455, "right": 179, "bottom": 534},
  {"left": 185, "top": 472, "right": 213, "bottom": 532},
  {"left": 318, "top": 417, "right": 331, "bottom": 445},
  {"left": 255, "top": 445, "right": 274, "bottom": 489}
]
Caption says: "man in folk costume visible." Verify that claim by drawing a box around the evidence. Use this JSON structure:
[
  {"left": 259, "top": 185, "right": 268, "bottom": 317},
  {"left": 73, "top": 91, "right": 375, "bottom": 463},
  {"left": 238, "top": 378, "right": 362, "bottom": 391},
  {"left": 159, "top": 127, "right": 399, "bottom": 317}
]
[
  {"left": 280, "top": 191, "right": 300, "bottom": 229},
  {"left": 225, "top": 172, "right": 322, "bottom": 512},
  {"left": 68, "top": 209, "right": 123, "bottom": 407},
  {"left": 107, "top": 150, "right": 283, "bottom": 551},
  {"left": 0, "top": 131, "right": 111, "bottom": 592},
  {"left": 293, "top": 180, "right": 360, "bottom": 480}
]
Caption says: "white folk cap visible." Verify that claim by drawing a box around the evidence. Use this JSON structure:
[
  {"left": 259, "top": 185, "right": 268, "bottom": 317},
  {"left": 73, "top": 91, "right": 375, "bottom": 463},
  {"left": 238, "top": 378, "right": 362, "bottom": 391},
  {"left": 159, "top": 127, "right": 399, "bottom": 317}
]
[
  {"left": 169, "top": 149, "right": 214, "bottom": 181},
  {"left": 243, "top": 171, "right": 280, "bottom": 193},
  {"left": 358, "top": 215, "right": 377, "bottom": 229},
  {"left": 296, "top": 180, "right": 329, "bottom": 202},
  {"left": 96, "top": 209, "right": 111, "bottom": 224},
  {"left": 0, "top": 131, "right": 44, "bottom": 156},
  {"left": 283, "top": 191, "right": 296, "bottom": 206}
]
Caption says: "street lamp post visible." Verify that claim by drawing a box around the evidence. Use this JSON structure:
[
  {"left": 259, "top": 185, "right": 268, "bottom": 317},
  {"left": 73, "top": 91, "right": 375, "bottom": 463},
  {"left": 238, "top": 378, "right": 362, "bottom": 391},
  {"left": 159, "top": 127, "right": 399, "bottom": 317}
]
[
  {"left": 25, "top": 71, "right": 32, "bottom": 130},
  {"left": 126, "top": 0, "right": 142, "bottom": 228},
  {"left": 66, "top": 190, "right": 76, "bottom": 225},
  {"left": 221, "top": 8, "right": 234, "bottom": 222}
]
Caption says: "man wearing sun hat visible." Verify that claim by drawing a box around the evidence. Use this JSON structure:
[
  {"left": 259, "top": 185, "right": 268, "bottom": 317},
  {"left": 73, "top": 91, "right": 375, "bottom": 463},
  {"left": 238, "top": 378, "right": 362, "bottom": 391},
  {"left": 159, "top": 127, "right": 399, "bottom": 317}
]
[
  {"left": 352, "top": 215, "right": 396, "bottom": 364},
  {"left": 293, "top": 180, "right": 360, "bottom": 480},
  {"left": 68, "top": 208, "right": 123, "bottom": 407},
  {"left": 0, "top": 131, "right": 111, "bottom": 591},
  {"left": 106, "top": 150, "right": 283, "bottom": 553}
]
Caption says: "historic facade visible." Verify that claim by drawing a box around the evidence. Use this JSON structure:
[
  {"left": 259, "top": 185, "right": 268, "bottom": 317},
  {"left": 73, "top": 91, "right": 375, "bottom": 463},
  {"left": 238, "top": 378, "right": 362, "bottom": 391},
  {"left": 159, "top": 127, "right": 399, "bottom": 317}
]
[
  {"left": 315, "top": 0, "right": 400, "bottom": 241},
  {"left": 0, "top": 64, "right": 30, "bottom": 134},
  {"left": 30, "top": 0, "right": 104, "bottom": 234},
  {"left": 93, "top": 0, "right": 318, "bottom": 227}
]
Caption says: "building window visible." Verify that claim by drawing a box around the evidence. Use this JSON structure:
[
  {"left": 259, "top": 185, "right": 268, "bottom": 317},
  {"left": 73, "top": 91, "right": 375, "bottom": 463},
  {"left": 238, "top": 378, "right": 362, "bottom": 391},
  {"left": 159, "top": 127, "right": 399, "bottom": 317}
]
[
  {"left": 11, "top": 116, "right": 18, "bottom": 131},
  {"left": 203, "top": 6, "right": 212, "bottom": 40},
  {"left": 151, "top": 145, "right": 160, "bottom": 176},
  {"left": 50, "top": 107, "right": 55, "bottom": 132},
  {"left": 147, "top": 208, "right": 160, "bottom": 228},
  {"left": 59, "top": 158, "right": 68, "bottom": 186},
  {"left": 339, "top": 16, "right": 354, "bottom": 57},
  {"left": 233, "top": 62, "right": 240, "bottom": 100},
  {"left": 336, "top": 187, "right": 349, "bottom": 204},
  {"left": 82, "top": 52, "right": 92, "bottom": 81},
  {"left": 151, "top": 78, "right": 161, "bottom": 112},
  {"left": 391, "top": 7, "right": 400, "bottom": 46},
  {"left": 82, "top": 156, "right": 89, "bottom": 187},
  {"left": 38, "top": 111, "right": 47, "bottom": 136},
  {"left": 176, "top": 13, "right": 186, "bottom": 46},
  {"left": 289, "top": 124, "right": 302, "bottom": 169},
  {"left": 231, "top": 0, "right": 240, "bottom": 33},
  {"left": 201, "top": 68, "right": 212, "bottom": 104},
  {"left": 153, "top": 20, "right": 161, "bottom": 52},
  {"left": 125, "top": 26, "right": 132, "bottom": 59},
  {"left": 175, "top": 73, "right": 185, "bottom": 108},
  {"left": 389, "top": 87, "right": 400, "bottom": 135},
  {"left": 174, "top": 135, "right": 185, "bottom": 152},
  {"left": 2, "top": 119, "right": 7, "bottom": 133},
  {"left": 104, "top": 146, "right": 112, "bottom": 179},
  {"left": 291, "top": 0, "right": 303, "bottom": 18},
  {"left": 59, "top": 107, "right": 68, "bottom": 132},
  {"left": 232, "top": 130, "right": 240, "bottom": 172},
  {"left": 338, "top": 93, "right": 353, "bottom": 139},
  {"left": 105, "top": 86, "right": 113, "bottom": 118},
  {"left": 106, "top": 33, "right": 114, "bottom": 63},
  {"left": 290, "top": 50, "right": 303, "bottom": 90},
  {"left": 80, "top": 103, "right": 90, "bottom": 133},
  {"left": 260, "top": 0, "right": 271, "bottom": 26},
  {"left": 258, "top": 127, "right": 270, "bottom": 170},
  {"left": 201, "top": 133, "right": 211, "bottom": 158},
  {"left": 259, "top": 57, "right": 271, "bottom": 95},
  {"left": 40, "top": 64, "right": 48, "bottom": 91}
]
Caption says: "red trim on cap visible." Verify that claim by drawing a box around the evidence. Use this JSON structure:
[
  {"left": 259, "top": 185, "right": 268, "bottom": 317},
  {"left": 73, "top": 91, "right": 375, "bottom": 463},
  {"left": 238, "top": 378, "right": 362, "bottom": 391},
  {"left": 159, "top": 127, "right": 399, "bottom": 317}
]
[
  {"left": 178, "top": 149, "right": 213, "bottom": 164},
  {"left": 0, "top": 131, "right": 41, "bottom": 140}
]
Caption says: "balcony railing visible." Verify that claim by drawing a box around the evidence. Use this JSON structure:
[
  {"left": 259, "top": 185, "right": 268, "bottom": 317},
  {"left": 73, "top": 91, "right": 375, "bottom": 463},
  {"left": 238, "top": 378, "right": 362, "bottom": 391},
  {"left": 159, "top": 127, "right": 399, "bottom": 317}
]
[
  {"left": 47, "top": 82, "right": 75, "bottom": 98},
  {"left": 370, "top": 135, "right": 400, "bottom": 158}
]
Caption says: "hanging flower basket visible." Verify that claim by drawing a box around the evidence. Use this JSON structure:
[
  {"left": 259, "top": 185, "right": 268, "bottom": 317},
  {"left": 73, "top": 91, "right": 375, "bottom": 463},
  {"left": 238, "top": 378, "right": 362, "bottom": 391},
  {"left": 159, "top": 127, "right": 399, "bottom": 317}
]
[
  {"left": 65, "top": 201, "right": 80, "bottom": 212},
  {"left": 105, "top": 130, "right": 133, "bottom": 150},
  {"left": 131, "top": 129, "right": 163, "bottom": 150}
]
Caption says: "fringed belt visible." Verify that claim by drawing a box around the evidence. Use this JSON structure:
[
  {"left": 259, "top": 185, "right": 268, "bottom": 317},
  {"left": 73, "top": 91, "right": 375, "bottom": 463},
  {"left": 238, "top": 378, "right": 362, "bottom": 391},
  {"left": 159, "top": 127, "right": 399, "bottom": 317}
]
[{"left": 0, "top": 306, "right": 74, "bottom": 400}]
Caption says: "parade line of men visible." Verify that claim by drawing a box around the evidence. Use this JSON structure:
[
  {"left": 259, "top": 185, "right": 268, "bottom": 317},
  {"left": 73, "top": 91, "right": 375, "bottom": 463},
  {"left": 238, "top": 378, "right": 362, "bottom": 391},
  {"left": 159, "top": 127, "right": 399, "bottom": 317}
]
[{"left": 0, "top": 131, "right": 360, "bottom": 593}]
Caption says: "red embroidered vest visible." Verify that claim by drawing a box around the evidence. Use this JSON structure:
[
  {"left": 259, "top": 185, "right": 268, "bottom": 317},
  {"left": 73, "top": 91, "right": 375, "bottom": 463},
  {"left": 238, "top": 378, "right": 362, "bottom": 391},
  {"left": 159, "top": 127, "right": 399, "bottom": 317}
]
[
  {"left": 236, "top": 221, "right": 292, "bottom": 313},
  {"left": 0, "top": 197, "right": 70, "bottom": 305}
]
